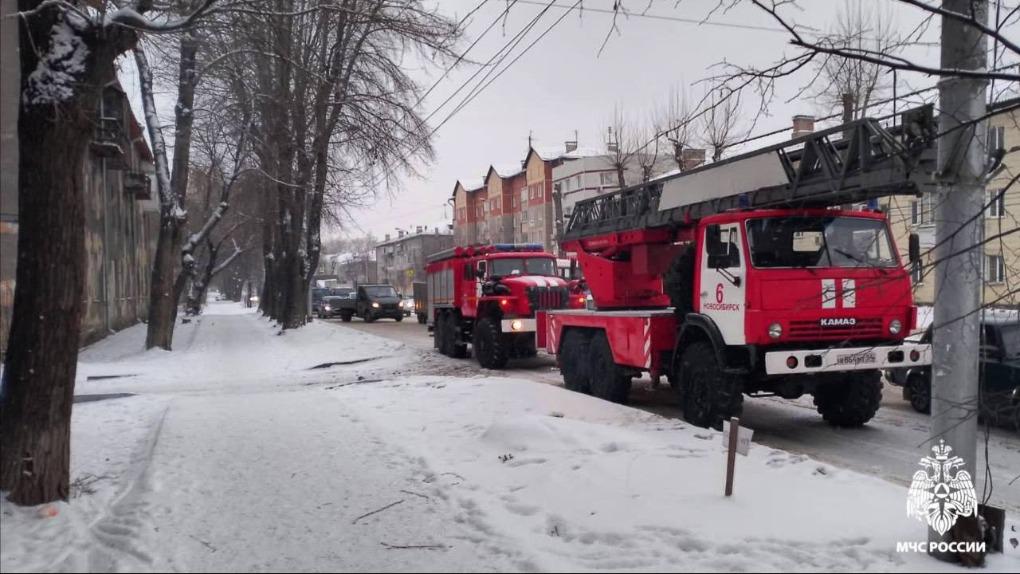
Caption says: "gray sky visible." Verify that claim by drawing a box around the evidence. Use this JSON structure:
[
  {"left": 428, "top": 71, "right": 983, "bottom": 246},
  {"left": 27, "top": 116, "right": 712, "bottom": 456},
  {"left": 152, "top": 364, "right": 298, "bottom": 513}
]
[
  {"left": 341, "top": 0, "right": 948, "bottom": 240},
  {"left": 119, "top": 1, "right": 1009, "bottom": 243}
]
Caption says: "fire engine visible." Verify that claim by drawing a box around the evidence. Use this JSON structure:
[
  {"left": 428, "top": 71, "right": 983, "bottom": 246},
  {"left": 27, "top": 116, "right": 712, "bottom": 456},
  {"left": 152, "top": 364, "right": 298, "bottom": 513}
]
[
  {"left": 543, "top": 105, "right": 938, "bottom": 429},
  {"left": 425, "top": 244, "right": 586, "bottom": 369}
]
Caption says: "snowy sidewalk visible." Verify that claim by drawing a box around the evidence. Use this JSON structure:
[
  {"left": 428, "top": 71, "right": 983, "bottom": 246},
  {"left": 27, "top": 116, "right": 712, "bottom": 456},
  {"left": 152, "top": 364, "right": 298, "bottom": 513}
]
[{"left": 2, "top": 301, "right": 1017, "bottom": 572}]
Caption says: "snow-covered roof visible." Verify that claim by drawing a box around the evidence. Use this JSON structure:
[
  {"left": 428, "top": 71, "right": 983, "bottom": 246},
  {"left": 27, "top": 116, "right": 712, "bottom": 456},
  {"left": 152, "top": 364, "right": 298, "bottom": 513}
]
[
  {"left": 531, "top": 144, "right": 565, "bottom": 161},
  {"left": 458, "top": 178, "right": 485, "bottom": 193},
  {"left": 491, "top": 162, "right": 524, "bottom": 178},
  {"left": 560, "top": 146, "right": 605, "bottom": 159},
  {"left": 323, "top": 251, "right": 376, "bottom": 265}
]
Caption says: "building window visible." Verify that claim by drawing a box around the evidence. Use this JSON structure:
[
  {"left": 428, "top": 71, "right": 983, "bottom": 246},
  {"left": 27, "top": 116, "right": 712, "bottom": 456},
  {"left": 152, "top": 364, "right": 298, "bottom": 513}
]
[
  {"left": 988, "top": 190, "right": 1005, "bottom": 218},
  {"left": 562, "top": 178, "right": 571, "bottom": 192},
  {"left": 986, "top": 255, "right": 1005, "bottom": 283},
  {"left": 600, "top": 172, "right": 617, "bottom": 186},
  {"left": 575, "top": 175, "right": 582, "bottom": 189},
  {"left": 988, "top": 125, "right": 1005, "bottom": 153},
  {"left": 911, "top": 194, "right": 934, "bottom": 226}
]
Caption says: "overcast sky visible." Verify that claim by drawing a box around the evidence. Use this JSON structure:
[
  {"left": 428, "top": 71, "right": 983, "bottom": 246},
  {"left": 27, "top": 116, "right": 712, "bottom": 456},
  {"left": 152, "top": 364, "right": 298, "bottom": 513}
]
[
  {"left": 120, "top": 1, "right": 1014, "bottom": 243},
  {"left": 340, "top": 0, "right": 956, "bottom": 240}
]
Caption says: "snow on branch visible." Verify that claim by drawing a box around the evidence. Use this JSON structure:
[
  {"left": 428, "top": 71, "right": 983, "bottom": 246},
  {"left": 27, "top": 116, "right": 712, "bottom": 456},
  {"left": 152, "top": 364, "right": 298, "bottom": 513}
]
[
  {"left": 133, "top": 45, "right": 183, "bottom": 219},
  {"left": 23, "top": 16, "right": 89, "bottom": 105},
  {"left": 104, "top": 0, "right": 219, "bottom": 34}
]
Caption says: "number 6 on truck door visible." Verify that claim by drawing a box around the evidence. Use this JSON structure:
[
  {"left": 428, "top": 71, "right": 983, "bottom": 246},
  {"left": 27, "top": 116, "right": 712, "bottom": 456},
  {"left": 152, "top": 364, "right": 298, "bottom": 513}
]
[{"left": 699, "top": 223, "right": 746, "bottom": 345}]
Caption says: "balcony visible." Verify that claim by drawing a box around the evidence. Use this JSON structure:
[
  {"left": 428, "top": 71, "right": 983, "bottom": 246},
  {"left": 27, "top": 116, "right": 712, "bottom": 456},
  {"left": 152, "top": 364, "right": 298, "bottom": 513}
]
[
  {"left": 123, "top": 171, "right": 152, "bottom": 199},
  {"left": 90, "top": 117, "right": 125, "bottom": 161}
]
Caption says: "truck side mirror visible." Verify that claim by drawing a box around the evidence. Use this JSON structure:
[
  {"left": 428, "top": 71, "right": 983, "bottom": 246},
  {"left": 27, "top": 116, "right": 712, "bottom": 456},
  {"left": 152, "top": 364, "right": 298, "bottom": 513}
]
[{"left": 908, "top": 233, "right": 921, "bottom": 264}]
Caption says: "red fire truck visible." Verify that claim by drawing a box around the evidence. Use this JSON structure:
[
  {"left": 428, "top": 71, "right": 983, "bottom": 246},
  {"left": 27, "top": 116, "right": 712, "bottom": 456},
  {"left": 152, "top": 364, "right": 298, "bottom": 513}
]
[
  {"left": 425, "top": 244, "right": 586, "bottom": 369},
  {"left": 543, "top": 106, "right": 938, "bottom": 429}
]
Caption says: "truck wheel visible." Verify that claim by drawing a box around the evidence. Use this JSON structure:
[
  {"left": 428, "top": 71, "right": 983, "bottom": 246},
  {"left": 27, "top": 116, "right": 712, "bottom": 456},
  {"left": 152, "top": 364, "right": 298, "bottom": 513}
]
[
  {"left": 678, "top": 341, "right": 743, "bottom": 429},
  {"left": 449, "top": 315, "right": 467, "bottom": 358},
  {"left": 813, "top": 371, "right": 883, "bottom": 427},
  {"left": 341, "top": 311, "right": 352, "bottom": 323},
  {"left": 434, "top": 313, "right": 446, "bottom": 353},
  {"left": 473, "top": 317, "right": 509, "bottom": 369},
  {"left": 438, "top": 313, "right": 454, "bottom": 356},
  {"left": 588, "top": 332, "right": 631, "bottom": 403},
  {"left": 396, "top": 315, "right": 404, "bottom": 322},
  {"left": 417, "top": 313, "right": 427, "bottom": 324},
  {"left": 560, "top": 329, "right": 593, "bottom": 393},
  {"left": 664, "top": 246, "right": 695, "bottom": 316},
  {"left": 905, "top": 372, "right": 931, "bottom": 414},
  {"left": 364, "top": 312, "right": 377, "bottom": 323}
]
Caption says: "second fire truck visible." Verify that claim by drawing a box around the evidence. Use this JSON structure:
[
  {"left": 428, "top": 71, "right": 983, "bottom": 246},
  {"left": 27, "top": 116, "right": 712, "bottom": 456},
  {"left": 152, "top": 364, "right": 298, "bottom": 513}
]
[
  {"left": 543, "top": 106, "right": 938, "bottom": 429},
  {"left": 425, "top": 244, "right": 586, "bottom": 369}
]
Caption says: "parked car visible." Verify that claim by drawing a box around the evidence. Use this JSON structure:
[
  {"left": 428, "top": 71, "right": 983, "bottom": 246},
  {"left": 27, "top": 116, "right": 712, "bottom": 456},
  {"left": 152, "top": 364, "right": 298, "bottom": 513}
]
[
  {"left": 355, "top": 284, "right": 403, "bottom": 322},
  {"left": 311, "top": 287, "right": 332, "bottom": 314},
  {"left": 317, "top": 296, "right": 348, "bottom": 319},
  {"left": 887, "top": 319, "right": 1020, "bottom": 429}
]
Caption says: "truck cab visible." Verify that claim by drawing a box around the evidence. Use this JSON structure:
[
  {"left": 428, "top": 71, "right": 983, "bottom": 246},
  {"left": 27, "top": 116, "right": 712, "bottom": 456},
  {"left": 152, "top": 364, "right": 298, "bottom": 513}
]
[{"left": 689, "top": 208, "right": 919, "bottom": 369}]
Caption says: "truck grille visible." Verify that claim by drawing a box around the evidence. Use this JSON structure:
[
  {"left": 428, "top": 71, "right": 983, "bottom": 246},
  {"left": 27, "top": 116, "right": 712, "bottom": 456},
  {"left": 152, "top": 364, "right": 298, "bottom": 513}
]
[
  {"left": 787, "top": 318, "right": 884, "bottom": 340},
  {"left": 527, "top": 286, "right": 568, "bottom": 311}
]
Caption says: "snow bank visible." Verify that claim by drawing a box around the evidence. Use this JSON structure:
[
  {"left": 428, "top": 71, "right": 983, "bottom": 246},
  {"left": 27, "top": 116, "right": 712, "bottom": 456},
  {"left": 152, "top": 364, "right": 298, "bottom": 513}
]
[{"left": 332, "top": 376, "right": 1020, "bottom": 572}]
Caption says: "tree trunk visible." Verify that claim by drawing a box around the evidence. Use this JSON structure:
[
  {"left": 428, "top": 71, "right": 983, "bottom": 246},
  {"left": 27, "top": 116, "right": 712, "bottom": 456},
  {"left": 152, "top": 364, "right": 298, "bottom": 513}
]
[
  {"left": 0, "top": 7, "right": 121, "bottom": 504},
  {"left": 616, "top": 164, "right": 627, "bottom": 190},
  {"left": 144, "top": 32, "right": 198, "bottom": 349},
  {"left": 145, "top": 221, "right": 184, "bottom": 348}
]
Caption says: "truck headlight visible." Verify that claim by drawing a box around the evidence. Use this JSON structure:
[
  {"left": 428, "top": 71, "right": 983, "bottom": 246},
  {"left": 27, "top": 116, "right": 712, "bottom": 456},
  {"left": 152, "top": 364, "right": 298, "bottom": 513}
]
[
  {"left": 889, "top": 319, "right": 902, "bottom": 335},
  {"left": 371, "top": 302, "right": 380, "bottom": 309},
  {"left": 323, "top": 305, "right": 331, "bottom": 311},
  {"left": 768, "top": 322, "right": 782, "bottom": 339}
]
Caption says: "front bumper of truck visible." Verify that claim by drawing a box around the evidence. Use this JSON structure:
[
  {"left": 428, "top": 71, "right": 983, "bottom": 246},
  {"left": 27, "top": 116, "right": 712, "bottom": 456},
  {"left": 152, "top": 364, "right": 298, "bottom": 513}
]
[{"left": 763, "top": 343, "right": 932, "bottom": 375}]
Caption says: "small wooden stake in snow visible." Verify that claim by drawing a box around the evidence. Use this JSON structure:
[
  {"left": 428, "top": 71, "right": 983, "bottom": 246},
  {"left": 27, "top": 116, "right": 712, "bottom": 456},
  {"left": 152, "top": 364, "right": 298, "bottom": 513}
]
[{"left": 725, "top": 416, "right": 739, "bottom": 497}]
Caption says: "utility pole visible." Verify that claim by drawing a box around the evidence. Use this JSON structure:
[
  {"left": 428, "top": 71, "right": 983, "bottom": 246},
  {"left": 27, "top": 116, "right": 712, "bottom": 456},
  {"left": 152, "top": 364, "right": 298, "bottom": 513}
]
[{"left": 930, "top": 0, "right": 987, "bottom": 561}]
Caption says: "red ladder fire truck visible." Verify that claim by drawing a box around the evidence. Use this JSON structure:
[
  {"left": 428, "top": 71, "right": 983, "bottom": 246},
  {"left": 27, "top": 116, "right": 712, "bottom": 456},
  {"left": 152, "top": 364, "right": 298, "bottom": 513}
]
[
  {"left": 543, "top": 105, "right": 938, "bottom": 429},
  {"left": 425, "top": 244, "right": 586, "bottom": 369}
]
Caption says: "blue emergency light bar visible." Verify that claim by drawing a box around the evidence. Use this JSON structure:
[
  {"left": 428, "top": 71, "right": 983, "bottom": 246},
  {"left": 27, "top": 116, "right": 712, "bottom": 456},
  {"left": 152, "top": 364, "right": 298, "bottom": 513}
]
[{"left": 492, "top": 243, "right": 544, "bottom": 252}]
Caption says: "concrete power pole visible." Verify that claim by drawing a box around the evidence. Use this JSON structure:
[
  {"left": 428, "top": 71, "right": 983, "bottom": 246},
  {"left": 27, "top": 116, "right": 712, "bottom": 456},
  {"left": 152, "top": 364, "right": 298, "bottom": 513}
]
[{"left": 930, "top": 0, "right": 987, "bottom": 561}]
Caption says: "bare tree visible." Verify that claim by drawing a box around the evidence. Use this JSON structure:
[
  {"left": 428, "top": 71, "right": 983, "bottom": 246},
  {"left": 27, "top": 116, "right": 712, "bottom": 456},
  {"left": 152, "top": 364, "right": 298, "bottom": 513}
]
[
  {"left": 701, "top": 88, "right": 742, "bottom": 162},
  {"left": 657, "top": 86, "right": 700, "bottom": 172},
  {"left": 1, "top": 0, "right": 216, "bottom": 506},
  {"left": 607, "top": 106, "right": 641, "bottom": 188},
  {"left": 815, "top": 0, "right": 902, "bottom": 121}
]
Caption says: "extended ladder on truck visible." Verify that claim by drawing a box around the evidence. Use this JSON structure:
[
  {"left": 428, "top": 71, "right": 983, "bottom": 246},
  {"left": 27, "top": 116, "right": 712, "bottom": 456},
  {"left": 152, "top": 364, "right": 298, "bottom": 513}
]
[{"left": 563, "top": 105, "right": 936, "bottom": 243}]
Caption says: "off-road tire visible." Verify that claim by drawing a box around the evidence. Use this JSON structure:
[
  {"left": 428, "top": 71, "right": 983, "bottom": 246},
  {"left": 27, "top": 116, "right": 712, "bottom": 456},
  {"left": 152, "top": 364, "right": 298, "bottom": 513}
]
[
  {"left": 341, "top": 311, "right": 353, "bottom": 323},
  {"left": 396, "top": 315, "right": 403, "bottom": 322},
  {"left": 678, "top": 341, "right": 743, "bottom": 429},
  {"left": 813, "top": 371, "right": 883, "bottom": 427},
  {"left": 473, "top": 317, "right": 509, "bottom": 369},
  {"left": 417, "top": 313, "right": 427, "bottom": 324},
  {"left": 664, "top": 246, "right": 696, "bottom": 316},
  {"left": 560, "top": 329, "right": 593, "bottom": 393},
  {"left": 905, "top": 372, "right": 931, "bottom": 414},
  {"left": 588, "top": 332, "right": 632, "bottom": 403},
  {"left": 435, "top": 312, "right": 451, "bottom": 356},
  {"left": 364, "top": 311, "right": 377, "bottom": 323}
]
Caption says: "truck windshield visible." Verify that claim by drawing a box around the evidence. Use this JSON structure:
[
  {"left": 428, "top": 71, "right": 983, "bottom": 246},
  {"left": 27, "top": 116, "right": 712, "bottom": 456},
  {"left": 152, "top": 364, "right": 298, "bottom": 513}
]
[
  {"left": 363, "top": 286, "right": 397, "bottom": 297},
  {"left": 745, "top": 216, "right": 898, "bottom": 268},
  {"left": 491, "top": 258, "right": 556, "bottom": 277}
]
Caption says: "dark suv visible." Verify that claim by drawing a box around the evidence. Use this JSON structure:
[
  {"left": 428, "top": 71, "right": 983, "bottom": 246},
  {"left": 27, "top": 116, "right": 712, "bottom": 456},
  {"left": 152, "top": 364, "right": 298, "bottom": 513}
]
[
  {"left": 888, "top": 319, "right": 1019, "bottom": 429},
  {"left": 356, "top": 284, "right": 403, "bottom": 322}
]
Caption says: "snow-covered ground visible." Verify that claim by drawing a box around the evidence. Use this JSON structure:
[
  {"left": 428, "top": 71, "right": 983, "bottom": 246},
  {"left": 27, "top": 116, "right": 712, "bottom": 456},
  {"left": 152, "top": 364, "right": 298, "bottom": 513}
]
[{"left": 2, "top": 301, "right": 1018, "bottom": 572}]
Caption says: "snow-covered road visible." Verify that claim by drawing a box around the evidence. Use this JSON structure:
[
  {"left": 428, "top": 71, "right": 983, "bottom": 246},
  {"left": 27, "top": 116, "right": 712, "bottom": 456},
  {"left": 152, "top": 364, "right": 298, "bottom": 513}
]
[{"left": 1, "top": 301, "right": 1017, "bottom": 572}]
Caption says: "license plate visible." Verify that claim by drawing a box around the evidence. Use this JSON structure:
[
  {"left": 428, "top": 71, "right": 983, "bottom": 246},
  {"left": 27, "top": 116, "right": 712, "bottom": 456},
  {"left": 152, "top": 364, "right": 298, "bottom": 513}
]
[{"left": 836, "top": 351, "right": 876, "bottom": 366}]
